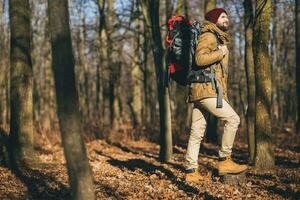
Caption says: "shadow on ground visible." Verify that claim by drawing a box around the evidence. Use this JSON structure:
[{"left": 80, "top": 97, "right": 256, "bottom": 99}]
[
  {"left": 107, "top": 158, "right": 221, "bottom": 199},
  {"left": 14, "top": 163, "right": 69, "bottom": 200}
]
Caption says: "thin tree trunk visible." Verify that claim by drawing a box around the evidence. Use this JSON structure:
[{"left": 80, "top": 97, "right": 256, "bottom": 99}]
[
  {"left": 204, "top": 0, "right": 218, "bottom": 144},
  {"left": 253, "top": 0, "right": 274, "bottom": 169},
  {"left": 174, "top": 0, "right": 189, "bottom": 18},
  {"left": 165, "top": 0, "right": 173, "bottom": 21},
  {"left": 95, "top": 0, "right": 106, "bottom": 123},
  {"left": 131, "top": 0, "right": 143, "bottom": 127},
  {"left": 175, "top": 0, "right": 184, "bottom": 16},
  {"left": 141, "top": 0, "right": 173, "bottom": 162},
  {"left": 9, "top": 0, "right": 34, "bottom": 165},
  {"left": 244, "top": 0, "right": 255, "bottom": 165},
  {"left": 96, "top": 0, "right": 109, "bottom": 127},
  {"left": 106, "top": 0, "right": 121, "bottom": 130},
  {"left": 0, "top": 0, "right": 5, "bottom": 128},
  {"left": 78, "top": 7, "right": 90, "bottom": 124},
  {"left": 47, "top": 0, "right": 95, "bottom": 199},
  {"left": 205, "top": 0, "right": 216, "bottom": 13},
  {"left": 111, "top": 62, "right": 122, "bottom": 130},
  {"left": 296, "top": 0, "right": 300, "bottom": 133},
  {"left": 274, "top": 3, "right": 283, "bottom": 126},
  {"left": 5, "top": 2, "right": 9, "bottom": 128},
  {"left": 107, "top": 0, "right": 114, "bottom": 128},
  {"left": 0, "top": 0, "right": 9, "bottom": 165},
  {"left": 5, "top": 26, "right": 9, "bottom": 129},
  {"left": 271, "top": 0, "right": 279, "bottom": 125},
  {"left": 142, "top": 21, "right": 151, "bottom": 125}
]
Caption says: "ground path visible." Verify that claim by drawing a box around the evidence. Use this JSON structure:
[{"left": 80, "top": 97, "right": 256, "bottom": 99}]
[{"left": 0, "top": 137, "right": 299, "bottom": 199}]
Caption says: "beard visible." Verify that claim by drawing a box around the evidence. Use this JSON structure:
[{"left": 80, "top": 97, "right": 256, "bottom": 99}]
[{"left": 216, "top": 23, "right": 229, "bottom": 32}]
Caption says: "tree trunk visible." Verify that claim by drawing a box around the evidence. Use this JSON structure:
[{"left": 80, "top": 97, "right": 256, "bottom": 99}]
[
  {"left": 82, "top": 16, "right": 90, "bottom": 125},
  {"left": 273, "top": 0, "right": 283, "bottom": 126},
  {"left": 174, "top": 0, "right": 189, "bottom": 18},
  {"left": 106, "top": 0, "right": 121, "bottom": 130},
  {"left": 76, "top": 5, "right": 90, "bottom": 125},
  {"left": 96, "top": 0, "right": 108, "bottom": 127},
  {"left": 0, "top": 0, "right": 6, "bottom": 128},
  {"left": 0, "top": 0, "right": 8, "bottom": 162},
  {"left": 270, "top": 0, "right": 278, "bottom": 125},
  {"left": 9, "top": 0, "right": 34, "bottom": 165},
  {"left": 141, "top": 0, "right": 173, "bottom": 162},
  {"left": 47, "top": 0, "right": 95, "bottom": 199},
  {"left": 111, "top": 62, "right": 122, "bottom": 130},
  {"left": 96, "top": 0, "right": 105, "bottom": 123},
  {"left": 205, "top": 0, "right": 216, "bottom": 13},
  {"left": 253, "top": 0, "right": 274, "bottom": 169},
  {"left": 142, "top": 20, "right": 151, "bottom": 125},
  {"left": 296, "top": 0, "right": 300, "bottom": 133},
  {"left": 165, "top": 0, "right": 173, "bottom": 21},
  {"left": 244, "top": 0, "right": 255, "bottom": 165},
  {"left": 204, "top": 0, "right": 218, "bottom": 144},
  {"left": 131, "top": 0, "right": 143, "bottom": 127}
]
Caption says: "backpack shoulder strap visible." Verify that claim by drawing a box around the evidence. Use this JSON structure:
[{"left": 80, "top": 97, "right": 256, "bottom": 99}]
[
  {"left": 212, "top": 32, "right": 223, "bottom": 45},
  {"left": 212, "top": 32, "right": 225, "bottom": 77}
]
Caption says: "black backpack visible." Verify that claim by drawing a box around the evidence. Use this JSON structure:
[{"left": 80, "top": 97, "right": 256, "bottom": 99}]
[{"left": 165, "top": 16, "right": 201, "bottom": 86}]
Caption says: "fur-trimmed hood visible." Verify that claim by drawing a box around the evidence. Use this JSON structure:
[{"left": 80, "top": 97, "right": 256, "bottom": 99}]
[{"left": 201, "top": 20, "right": 230, "bottom": 45}]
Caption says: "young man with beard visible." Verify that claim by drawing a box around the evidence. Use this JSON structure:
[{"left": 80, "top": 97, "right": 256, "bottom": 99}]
[{"left": 185, "top": 8, "right": 248, "bottom": 183}]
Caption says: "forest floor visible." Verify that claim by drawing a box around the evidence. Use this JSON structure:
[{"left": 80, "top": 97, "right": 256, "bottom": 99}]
[{"left": 0, "top": 129, "right": 299, "bottom": 200}]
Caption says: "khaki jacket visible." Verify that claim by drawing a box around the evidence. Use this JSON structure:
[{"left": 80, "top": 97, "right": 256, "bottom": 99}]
[{"left": 188, "top": 21, "right": 230, "bottom": 103}]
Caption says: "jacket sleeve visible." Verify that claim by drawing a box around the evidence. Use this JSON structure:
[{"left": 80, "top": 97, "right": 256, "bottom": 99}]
[{"left": 195, "top": 32, "right": 224, "bottom": 67}]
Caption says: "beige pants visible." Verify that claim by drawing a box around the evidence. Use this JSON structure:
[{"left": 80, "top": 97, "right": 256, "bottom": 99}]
[{"left": 185, "top": 98, "right": 240, "bottom": 170}]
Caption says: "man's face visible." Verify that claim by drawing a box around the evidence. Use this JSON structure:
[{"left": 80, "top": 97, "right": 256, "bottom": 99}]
[{"left": 216, "top": 12, "right": 229, "bottom": 31}]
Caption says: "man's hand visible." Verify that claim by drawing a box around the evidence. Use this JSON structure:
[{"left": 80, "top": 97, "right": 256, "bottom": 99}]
[{"left": 218, "top": 45, "right": 228, "bottom": 56}]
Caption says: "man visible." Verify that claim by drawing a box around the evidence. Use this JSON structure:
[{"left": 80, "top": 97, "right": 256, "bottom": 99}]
[{"left": 185, "top": 8, "right": 248, "bottom": 183}]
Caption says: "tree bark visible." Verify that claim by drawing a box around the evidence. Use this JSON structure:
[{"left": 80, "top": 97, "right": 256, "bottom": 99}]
[
  {"left": 142, "top": 19, "right": 151, "bottom": 125},
  {"left": 204, "top": 0, "right": 218, "bottom": 144},
  {"left": 244, "top": 0, "right": 256, "bottom": 164},
  {"left": 141, "top": 0, "right": 173, "bottom": 162},
  {"left": 131, "top": 0, "right": 143, "bottom": 127},
  {"left": 47, "top": 0, "right": 95, "bottom": 199},
  {"left": 296, "top": 0, "right": 300, "bottom": 133},
  {"left": 174, "top": 0, "right": 189, "bottom": 18},
  {"left": 9, "top": 0, "right": 34, "bottom": 164},
  {"left": 107, "top": 0, "right": 122, "bottom": 130},
  {"left": 0, "top": 0, "right": 8, "bottom": 158},
  {"left": 76, "top": 4, "right": 90, "bottom": 125},
  {"left": 253, "top": 0, "right": 274, "bottom": 169},
  {"left": 0, "top": 0, "right": 6, "bottom": 128},
  {"left": 96, "top": 0, "right": 108, "bottom": 127},
  {"left": 95, "top": 0, "right": 105, "bottom": 123},
  {"left": 205, "top": 0, "right": 216, "bottom": 13},
  {"left": 165, "top": 0, "right": 173, "bottom": 21}
]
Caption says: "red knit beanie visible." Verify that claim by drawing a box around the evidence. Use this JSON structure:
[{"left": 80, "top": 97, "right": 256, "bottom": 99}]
[{"left": 205, "top": 8, "right": 227, "bottom": 24}]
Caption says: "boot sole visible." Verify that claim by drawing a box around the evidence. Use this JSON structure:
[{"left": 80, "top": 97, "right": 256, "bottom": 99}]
[{"left": 218, "top": 168, "right": 247, "bottom": 176}]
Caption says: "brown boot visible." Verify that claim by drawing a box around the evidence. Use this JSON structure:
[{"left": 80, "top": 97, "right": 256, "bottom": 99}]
[
  {"left": 185, "top": 169, "right": 210, "bottom": 183},
  {"left": 218, "top": 156, "right": 248, "bottom": 176}
]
